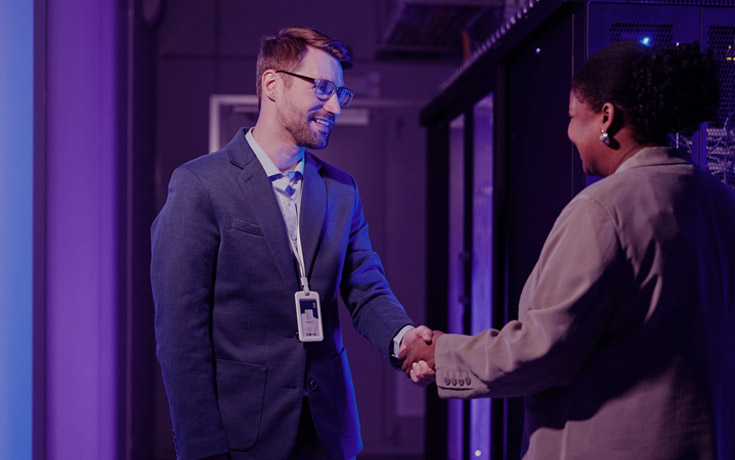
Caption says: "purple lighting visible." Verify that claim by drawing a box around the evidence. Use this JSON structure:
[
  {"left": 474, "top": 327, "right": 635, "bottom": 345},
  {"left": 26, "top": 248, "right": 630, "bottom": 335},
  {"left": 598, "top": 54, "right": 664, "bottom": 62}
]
[{"left": 43, "top": 0, "right": 122, "bottom": 459}]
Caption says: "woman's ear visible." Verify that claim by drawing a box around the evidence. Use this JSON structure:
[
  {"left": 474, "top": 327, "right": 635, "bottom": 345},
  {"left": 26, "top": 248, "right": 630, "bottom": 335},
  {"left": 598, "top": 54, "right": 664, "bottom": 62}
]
[
  {"left": 601, "top": 102, "right": 616, "bottom": 132},
  {"left": 600, "top": 102, "right": 623, "bottom": 149}
]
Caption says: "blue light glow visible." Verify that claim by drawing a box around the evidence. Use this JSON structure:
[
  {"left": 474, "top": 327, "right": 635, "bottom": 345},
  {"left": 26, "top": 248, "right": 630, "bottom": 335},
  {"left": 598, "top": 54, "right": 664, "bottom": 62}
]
[
  {"left": 640, "top": 37, "right": 652, "bottom": 46},
  {"left": 0, "top": 2, "right": 33, "bottom": 459}
]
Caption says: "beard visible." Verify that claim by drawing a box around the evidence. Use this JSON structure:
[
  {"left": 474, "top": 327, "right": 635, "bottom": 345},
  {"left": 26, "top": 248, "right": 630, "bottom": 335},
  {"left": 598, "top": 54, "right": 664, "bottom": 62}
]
[{"left": 277, "top": 100, "right": 331, "bottom": 150}]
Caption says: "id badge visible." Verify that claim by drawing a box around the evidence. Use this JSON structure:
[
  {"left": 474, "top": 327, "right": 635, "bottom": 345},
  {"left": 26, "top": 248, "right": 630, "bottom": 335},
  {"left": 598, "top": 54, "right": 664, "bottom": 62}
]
[{"left": 295, "top": 290, "right": 323, "bottom": 342}]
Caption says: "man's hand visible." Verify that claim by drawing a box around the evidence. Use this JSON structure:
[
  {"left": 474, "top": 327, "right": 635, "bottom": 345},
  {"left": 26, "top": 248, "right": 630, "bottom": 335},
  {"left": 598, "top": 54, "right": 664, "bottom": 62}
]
[
  {"left": 399, "top": 330, "right": 445, "bottom": 385},
  {"left": 399, "top": 325, "right": 433, "bottom": 354},
  {"left": 398, "top": 325, "right": 434, "bottom": 386}
]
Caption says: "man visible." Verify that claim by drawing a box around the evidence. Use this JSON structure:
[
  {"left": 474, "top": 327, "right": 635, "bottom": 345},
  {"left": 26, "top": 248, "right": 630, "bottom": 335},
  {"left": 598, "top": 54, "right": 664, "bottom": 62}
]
[{"left": 151, "top": 27, "right": 431, "bottom": 460}]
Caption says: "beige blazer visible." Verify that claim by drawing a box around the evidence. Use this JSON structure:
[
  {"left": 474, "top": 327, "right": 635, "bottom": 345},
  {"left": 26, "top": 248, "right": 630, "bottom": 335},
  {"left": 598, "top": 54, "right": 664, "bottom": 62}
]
[{"left": 436, "top": 147, "right": 735, "bottom": 460}]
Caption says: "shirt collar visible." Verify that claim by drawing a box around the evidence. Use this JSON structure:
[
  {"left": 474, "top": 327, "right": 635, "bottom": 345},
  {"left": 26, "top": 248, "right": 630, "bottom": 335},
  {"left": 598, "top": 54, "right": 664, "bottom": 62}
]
[{"left": 245, "top": 128, "right": 304, "bottom": 178}]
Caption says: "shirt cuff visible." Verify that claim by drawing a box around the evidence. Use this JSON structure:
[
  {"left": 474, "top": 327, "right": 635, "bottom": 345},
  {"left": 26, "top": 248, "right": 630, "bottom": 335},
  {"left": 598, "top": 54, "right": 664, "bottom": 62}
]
[{"left": 392, "top": 324, "right": 415, "bottom": 357}]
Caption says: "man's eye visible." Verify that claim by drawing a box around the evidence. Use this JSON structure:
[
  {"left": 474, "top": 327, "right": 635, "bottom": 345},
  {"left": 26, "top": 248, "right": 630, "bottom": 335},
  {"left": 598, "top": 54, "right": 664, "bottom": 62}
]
[{"left": 315, "top": 81, "right": 332, "bottom": 94}]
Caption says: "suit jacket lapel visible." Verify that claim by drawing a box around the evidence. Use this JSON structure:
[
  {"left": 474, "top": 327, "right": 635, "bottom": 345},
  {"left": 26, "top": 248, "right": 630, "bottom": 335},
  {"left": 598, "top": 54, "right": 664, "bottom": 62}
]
[
  {"left": 227, "top": 130, "right": 299, "bottom": 291},
  {"left": 300, "top": 153, "right": 326, "bottom": 280}
]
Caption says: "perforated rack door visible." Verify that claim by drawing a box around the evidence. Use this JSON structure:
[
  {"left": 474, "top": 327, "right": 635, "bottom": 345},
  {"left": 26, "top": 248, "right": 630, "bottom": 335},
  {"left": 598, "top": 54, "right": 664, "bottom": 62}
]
[
  {"left": 704, "top": 10, "right": 735, "bottom": 190},
  {"left": 608, "top": 22, "right": 674, "bottom": 46}
]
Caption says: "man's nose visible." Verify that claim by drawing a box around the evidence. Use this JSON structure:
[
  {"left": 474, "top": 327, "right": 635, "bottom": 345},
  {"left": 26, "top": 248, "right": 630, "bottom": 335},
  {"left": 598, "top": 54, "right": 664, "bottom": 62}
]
[{"left": 323, "top": 92, "right": 342, "bottom": 117}]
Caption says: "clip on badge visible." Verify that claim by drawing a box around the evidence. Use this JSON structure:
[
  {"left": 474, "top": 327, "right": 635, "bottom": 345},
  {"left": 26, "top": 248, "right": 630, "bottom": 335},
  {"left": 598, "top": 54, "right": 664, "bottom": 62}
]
[{"left": 295, "top": 290, "right": 323, "bottom": 342}]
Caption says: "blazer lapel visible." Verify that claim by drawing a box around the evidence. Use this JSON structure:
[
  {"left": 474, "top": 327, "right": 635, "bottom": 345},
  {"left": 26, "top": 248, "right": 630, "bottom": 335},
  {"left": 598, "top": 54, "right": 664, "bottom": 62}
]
[
  {"left": 300, "top": 153, "right": 326, "bottom": 280},
  {"left": 228, "top": 131, "right": 299, "bottom": 292}
]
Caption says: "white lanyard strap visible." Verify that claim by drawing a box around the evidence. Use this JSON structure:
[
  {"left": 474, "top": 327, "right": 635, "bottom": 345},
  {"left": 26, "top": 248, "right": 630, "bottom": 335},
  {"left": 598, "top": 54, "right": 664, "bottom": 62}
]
[{"left": 287, "top": 203, "right": 310, "bottom": 293}]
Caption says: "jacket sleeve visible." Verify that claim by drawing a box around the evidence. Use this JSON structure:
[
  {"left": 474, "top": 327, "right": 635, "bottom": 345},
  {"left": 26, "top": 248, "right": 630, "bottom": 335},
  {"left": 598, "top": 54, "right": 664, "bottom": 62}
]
[
  {"left": 339, "top": 177, "right": 414, "bottom": 362},
  {"left": 436, "top": 195, "right": 624, "bottom": 399},
  {"left": 151, "top": 166, "right": 229, "bottom": 459}
]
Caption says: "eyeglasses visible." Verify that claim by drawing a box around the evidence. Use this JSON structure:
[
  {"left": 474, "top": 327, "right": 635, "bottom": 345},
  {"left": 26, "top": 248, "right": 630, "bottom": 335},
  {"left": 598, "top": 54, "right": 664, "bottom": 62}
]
[{"left": 276, "top": 70, "right": 354, "bottom": 108}]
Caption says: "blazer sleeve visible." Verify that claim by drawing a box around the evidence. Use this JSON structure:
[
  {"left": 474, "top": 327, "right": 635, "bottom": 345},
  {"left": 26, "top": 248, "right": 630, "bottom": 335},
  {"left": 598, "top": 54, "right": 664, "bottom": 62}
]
[
  {"left": 435, "top": 194, "right": 624, "bottom": 399},
  {"left": 151, "top": 166, "right": 229, "bottom": 459},
  {"left": 339, "top": 177, "right": 414, "bottom": 362}
]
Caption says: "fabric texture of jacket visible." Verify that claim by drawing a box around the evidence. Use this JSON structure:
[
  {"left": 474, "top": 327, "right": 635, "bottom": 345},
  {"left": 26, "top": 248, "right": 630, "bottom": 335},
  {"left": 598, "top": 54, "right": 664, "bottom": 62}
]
[
  {"left": 436, "top": 147, "right": 735, "bottom": 460},
  {"left": 151, "top": 129, "right": 413, "bottom": 460}
]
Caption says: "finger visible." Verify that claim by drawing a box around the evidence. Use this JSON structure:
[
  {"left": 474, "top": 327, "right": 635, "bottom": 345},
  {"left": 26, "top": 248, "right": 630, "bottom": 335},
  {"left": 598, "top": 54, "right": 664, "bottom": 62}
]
[
  {"left": 415, "top": 361, "right": 435, "bottom": 385},
  {"left": 417, "top": 360, "right": 435, "bottom": 375},
  {"left": 409, "top": 369, "right": 420, "bottom": 385},
  {"left": 410, "top": 372, "right": 426, "bottom": 387},
  {"left": 414, "top": 325, "right": 433, "bottom": 343},
  {"left": 410, "top": 364, "right": 427, "bottom": 387},
  {"left": 408, "top": 363, "right": 422, "bottom": 383},
  {"left": 412, "top": 361, "right": 426, "bottom": 381},
  {"left": 401, "top": 359, "right": 411, "bottom": 373},
  {"left": 399, "top": 346, "right": 418, "bottom": 370}
]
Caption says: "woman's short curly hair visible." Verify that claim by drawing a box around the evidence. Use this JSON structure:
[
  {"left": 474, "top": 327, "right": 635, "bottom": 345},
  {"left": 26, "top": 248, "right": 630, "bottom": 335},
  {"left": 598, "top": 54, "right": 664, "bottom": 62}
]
[
  {"left": 256, "top": 27, "right": 352, "bottom": 100},
  {"left": 571, "top": 41, "right": 720, "bottom": 144}
]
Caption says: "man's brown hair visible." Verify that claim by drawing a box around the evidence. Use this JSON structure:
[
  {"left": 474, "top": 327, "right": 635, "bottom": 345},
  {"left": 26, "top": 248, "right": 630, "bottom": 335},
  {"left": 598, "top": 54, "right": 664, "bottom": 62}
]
[{"left": 256, "top": 27, "right": 352, "bottom": 99}]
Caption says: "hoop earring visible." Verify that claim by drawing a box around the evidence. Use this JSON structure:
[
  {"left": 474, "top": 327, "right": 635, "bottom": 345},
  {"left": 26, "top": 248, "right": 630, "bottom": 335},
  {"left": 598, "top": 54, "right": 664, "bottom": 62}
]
[{"left": 599, "top": 129, "right": 610, "bottom": 146}]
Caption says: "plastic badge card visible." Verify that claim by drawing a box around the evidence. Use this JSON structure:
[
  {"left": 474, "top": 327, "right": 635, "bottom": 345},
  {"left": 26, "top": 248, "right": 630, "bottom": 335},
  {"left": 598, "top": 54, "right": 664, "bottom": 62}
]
[{"left": 295, "top": 290, "right": 323, "bottom": 342}]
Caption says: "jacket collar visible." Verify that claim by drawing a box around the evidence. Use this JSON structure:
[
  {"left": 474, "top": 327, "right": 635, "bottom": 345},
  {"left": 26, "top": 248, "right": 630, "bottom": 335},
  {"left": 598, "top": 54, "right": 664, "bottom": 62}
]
[
  {"left": 225, "top": 128, "right": 326, "bottom": 289},
  {"left": 616, "top": 146, "right": 692, "bottom": 174}
]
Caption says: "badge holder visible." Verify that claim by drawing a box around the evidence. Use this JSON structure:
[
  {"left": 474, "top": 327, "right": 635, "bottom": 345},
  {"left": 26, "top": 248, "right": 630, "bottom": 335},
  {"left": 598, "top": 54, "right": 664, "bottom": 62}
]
[
  {"left": 295, "top": 290, "right": 323, "bottom": 342},
  {"left": 289, "top": 204, "right": 323, "bottom": 342}
]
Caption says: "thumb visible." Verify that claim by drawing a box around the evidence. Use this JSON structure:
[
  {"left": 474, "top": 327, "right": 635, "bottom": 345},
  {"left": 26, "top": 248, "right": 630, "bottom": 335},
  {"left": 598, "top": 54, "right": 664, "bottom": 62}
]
[{"left": 421, "top": 328, "right": 433, "bottom": 342}]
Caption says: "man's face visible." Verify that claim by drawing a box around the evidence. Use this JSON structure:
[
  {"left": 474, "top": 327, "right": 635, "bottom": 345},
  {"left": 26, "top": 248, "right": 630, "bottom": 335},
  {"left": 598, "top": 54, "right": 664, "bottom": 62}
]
[{"left": 276, "top": 47, "right": 344, "bottom": 150}]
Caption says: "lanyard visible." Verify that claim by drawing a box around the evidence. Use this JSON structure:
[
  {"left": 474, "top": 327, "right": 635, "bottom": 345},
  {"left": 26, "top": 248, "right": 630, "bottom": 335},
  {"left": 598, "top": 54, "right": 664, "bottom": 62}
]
[{"left": 286, "top": 203, "right": 310, "bottom": 294}]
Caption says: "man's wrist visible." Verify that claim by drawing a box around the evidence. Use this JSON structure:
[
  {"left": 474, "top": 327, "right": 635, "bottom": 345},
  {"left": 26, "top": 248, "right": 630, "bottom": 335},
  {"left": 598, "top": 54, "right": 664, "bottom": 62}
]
[{"left": 392, "top": 324, "right": 415, "bottom": 356}]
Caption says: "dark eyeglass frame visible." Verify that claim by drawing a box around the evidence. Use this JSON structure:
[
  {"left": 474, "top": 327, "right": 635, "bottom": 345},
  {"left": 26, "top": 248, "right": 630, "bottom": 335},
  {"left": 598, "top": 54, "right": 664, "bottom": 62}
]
[{"left": 276, "top": 70, "right": 354, "bottom": 108}]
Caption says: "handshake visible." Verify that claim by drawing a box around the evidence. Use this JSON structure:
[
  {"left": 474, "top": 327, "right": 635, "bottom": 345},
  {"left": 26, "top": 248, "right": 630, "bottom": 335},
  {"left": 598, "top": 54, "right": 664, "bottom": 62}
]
[{"left": 398, "top": 325, "right": 445, "bottom": 387}]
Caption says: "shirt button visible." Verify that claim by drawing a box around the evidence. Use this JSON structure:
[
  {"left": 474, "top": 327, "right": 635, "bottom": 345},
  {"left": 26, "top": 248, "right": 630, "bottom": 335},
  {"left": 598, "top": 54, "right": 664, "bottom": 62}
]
[
  {"left": 466, "top": 377, "right": 472, "bottom": 385},
  {"left": 309, "top": 379, "right": 319, "bottom": 391},
  {"left": 451, "top": 378, "right": 457, "bottom": 386},
  {"left": 444, "top": 377, "right": 451, "bottom": 385}
]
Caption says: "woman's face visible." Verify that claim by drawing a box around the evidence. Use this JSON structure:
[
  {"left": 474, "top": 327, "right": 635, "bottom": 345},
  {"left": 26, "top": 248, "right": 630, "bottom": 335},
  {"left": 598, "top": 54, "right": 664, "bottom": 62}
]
[{"left": 567, "top": 91, "right": 607, "bottom": 177}]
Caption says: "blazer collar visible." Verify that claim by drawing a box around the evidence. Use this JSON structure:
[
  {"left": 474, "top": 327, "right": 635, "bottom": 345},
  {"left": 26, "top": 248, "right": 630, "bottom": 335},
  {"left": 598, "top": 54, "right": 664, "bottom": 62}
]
[
  {"left": 300, "top": 153, "right": 326, "bottom": 281},
  {"left": 616, "top": 146, "right": 691, "bottom": 174},
  {"left": 224, "top": 128, "right": 258, "bottom": 169},
  {"left": 226, "top": 128, "right": 326, "bottom": 289}
]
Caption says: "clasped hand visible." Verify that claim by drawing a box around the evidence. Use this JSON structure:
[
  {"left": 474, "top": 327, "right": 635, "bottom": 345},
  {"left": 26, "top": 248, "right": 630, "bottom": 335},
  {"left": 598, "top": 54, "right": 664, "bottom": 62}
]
[{"left": 398, "top": 327, "right": 445, "bottom": 386}]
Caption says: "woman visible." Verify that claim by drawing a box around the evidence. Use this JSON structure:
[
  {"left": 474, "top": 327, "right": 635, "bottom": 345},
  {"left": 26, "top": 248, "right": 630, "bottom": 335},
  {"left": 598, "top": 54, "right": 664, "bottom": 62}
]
[{"left": 402, "top": 41, "right": 735, "bottom": 459}]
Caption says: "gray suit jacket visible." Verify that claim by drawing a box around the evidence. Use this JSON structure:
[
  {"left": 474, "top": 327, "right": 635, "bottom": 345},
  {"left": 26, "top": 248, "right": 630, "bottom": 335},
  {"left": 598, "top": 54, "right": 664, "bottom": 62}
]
[
  {"left": 151, "top": 129, "right": 413, "bottom": 460},
  {"left": 436, "top": 147, "right": 735, "bottom": 460}
]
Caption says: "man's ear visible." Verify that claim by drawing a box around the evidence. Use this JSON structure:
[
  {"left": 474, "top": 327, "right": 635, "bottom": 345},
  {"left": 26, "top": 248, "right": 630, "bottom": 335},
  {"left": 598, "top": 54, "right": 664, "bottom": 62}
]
[{"left": 262, "top": 70, "right": 279, "bottom": 103}]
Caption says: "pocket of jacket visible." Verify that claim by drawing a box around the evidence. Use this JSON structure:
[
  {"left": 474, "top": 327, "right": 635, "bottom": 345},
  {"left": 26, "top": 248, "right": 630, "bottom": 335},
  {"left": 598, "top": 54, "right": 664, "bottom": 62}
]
[
  {"left": 329, "top": 348, "right": 361, "bottom": 438},
  {"left": 229, "top": 217, "right": 263, "bottom": 237},
  {"left": 215, "top": 359, "right": 268, "bottom": 450}
]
